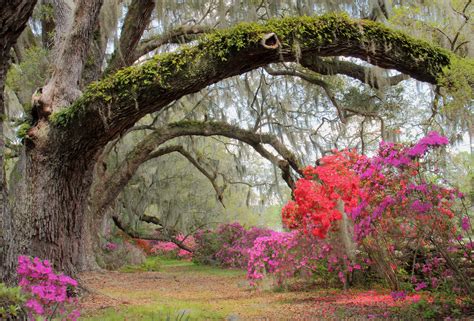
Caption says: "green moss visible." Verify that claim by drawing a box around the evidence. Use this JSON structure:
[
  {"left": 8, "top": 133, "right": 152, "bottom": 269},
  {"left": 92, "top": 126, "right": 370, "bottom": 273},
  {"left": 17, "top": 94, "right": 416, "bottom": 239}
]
[
  {"left": 50, "top": 13, "right": 453, "bottom": 127},
  {"left": 17, "top": 123, "right": 31, "bottom": 140},
  {"left": 438, "top": 55, "right": 474, "bottom": 109}
]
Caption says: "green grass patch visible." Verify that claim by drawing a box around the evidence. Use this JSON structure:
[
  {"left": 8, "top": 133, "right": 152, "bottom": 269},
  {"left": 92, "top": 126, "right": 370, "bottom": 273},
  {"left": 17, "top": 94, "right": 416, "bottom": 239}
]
[
  {"left": 120, "top": 256, "right": 245, "bottom": 277},
  {"left": 120, "top": 256, "right": 162, "bottom": 272},
  {"left": 82, "top": 303, "right": 226, "bottom": 320}
]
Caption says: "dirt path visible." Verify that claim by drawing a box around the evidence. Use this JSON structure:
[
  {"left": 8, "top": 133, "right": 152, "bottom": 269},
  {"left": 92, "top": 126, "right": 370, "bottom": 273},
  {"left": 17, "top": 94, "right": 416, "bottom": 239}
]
[{"left": 78, "top": 259, "right": 418, "bottom": 320}]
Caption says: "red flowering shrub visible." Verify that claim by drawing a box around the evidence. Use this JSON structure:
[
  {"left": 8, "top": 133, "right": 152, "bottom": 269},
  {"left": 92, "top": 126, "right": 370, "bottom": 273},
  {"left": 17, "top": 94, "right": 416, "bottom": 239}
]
[
  {"left": 282, "top": 150, "right": 362, "bottom": 239},
  {"left": 134, "top": 239, "right": 155, "bottom": 255},
  {"left": 279, "top": 132, "right": 473, "bottom": 294}
]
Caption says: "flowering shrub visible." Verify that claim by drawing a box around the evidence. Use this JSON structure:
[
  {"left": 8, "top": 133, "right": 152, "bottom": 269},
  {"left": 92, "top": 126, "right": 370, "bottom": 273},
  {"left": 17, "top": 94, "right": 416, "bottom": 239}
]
[
  {"left": 134, "top": 239, "right": 155, "bottom": 255},
  {"left": 282, "top": 150, "right": 361, "bottom": 239},
  {"left": 98, "top": 239, "right": 146, "bottom": 270},
  {"left": 17, "top": 256, "right": 80, "bottom": 320},
  {"left": 216, "top": 225, "right": 273, "bottom": 268},
  {"left": 278, "top": 132, "right": 473, "bottom": 294},
  {"left": 351, "top": 132, "right": 456, "bottom": 242},
  {"left": 150, "top": 234, "right": 195, "bottom": 259},
  {"left": 247, "top": 231, "right": 324, "bottom": 286},
  {"left": 193, "top": 223, "right": 272, "bottom": 268},
  {"left": 351, "top": 133, "right": 473, "bottom": 293},
  {"left": 151, "top": 234, "right": 196, "bottom": 260}
]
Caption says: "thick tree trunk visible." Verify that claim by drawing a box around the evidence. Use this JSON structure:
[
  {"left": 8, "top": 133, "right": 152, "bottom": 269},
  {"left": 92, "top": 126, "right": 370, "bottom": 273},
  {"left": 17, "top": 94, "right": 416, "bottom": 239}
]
[{"left": 2, "top": 147, "right": 98, "bottom": 282}]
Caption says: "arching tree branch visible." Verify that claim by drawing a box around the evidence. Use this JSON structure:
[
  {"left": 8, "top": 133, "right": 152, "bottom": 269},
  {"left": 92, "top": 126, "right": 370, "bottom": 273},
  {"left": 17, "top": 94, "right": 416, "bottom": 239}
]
[
  {"left": 47, "top": 14, "right": 455, "bottom": 160},
  {"left": 106, "top": 0, "right": 156, "bottom": 74},
  {"left": 93, "top": 121, "right": 302, "bottom": 211}
]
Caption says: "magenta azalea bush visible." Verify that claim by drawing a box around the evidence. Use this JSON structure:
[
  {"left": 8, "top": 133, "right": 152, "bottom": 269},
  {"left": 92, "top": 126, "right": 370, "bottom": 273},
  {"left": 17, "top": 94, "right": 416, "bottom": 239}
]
[
  {"left": 247, "top": 231, "right": 320, "bottom": 285},
  {"left": 193, "top": 222, "right": 273, "bottom": 268},
  {"left": 17, "top": 256, "right": 80, "bottom": 320}
]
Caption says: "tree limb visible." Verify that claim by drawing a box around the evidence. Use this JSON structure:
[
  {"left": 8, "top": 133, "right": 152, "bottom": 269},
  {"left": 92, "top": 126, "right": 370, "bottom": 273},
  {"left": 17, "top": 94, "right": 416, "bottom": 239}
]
[
  {"left": 265, "top": 66, "right": 347, "bottom": 123},
  {"left": 46, "top": 14, "right": 454, "bottom": 160},
  {"left": 94, "top": 121, "right": 302, "bottom": 211},
  {"left": 134, "top": 25, "right": 211, "bottom": 60},
  {"left": 146, "top": 145, "right": 226, "bottom": 207},
  {"left": 106, "top": 0, "right": 156, "bottom": 74},
  {"left": 40, "top": 0, "right": 103, "bottom": 113},
  {"left": 111, "top": 215, "right": 193, "bottom": 252}
]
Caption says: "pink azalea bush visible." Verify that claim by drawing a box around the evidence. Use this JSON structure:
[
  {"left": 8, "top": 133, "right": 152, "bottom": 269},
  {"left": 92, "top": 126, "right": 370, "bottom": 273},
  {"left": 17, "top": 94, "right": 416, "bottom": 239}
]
[
  {"left": 246, "top": 230, "right": 365, "bottom": 287},
  {"left": 247, "top": 231, "right": 320, "bottom": 285},
  {"left": 17, "top": 256, "right": 80, "bottom": 320},
  {"left": 193, "top": 223, "right": 272, "bottom": 268}
]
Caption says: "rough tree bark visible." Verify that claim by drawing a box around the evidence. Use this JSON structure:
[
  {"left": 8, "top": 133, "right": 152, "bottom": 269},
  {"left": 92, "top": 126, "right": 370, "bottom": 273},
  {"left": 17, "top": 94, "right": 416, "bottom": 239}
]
[
  {"left": 1, "top": 9, "right": 459, "bottom": 282},
  {"left": 0, "top": 0, "right": 38, "bottom": 279}
]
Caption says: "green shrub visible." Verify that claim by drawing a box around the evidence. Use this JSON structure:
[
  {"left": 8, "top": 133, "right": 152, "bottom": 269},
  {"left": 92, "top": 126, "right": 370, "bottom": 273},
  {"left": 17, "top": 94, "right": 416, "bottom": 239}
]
[{"left": 0, "top": 283, "right": 26, "bottom": 320}]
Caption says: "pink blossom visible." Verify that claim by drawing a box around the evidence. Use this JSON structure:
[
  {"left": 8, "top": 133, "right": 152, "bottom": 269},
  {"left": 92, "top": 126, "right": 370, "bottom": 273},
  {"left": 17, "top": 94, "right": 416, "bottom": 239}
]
[
  {"left": 17, "top": 256, "right": 80, "bottom": 319},
  {"left": 461, "top": 216, "right": 471, "bottom": 231}
]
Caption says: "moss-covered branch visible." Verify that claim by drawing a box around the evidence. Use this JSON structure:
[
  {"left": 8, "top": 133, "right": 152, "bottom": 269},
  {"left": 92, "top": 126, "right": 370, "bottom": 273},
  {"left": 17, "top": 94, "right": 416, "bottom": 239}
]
[{"left": 48, "top": 13, "right": 463, "bottom": 156}]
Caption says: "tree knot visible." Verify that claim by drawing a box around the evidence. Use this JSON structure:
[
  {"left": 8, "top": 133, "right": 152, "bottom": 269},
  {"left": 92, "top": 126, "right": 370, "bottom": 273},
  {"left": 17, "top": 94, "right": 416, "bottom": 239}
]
[{"left": 261, "top": 33, "right": 280, "bottom": 50}]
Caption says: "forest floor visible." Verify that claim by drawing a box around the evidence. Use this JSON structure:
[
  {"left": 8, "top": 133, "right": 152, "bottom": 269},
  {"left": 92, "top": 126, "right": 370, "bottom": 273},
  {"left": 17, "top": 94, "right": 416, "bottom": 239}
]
[{"left": 78, "top": 257, "right": 423, "bottom": 320}]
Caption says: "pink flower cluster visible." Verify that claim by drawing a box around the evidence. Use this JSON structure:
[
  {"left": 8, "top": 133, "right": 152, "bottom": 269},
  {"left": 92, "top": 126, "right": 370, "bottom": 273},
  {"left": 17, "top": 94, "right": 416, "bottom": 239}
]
[
  {"left": 104, "top": 242, "right": 118, "bottom": 251},
  {"left": 17, "top": 256, "right": 80, "bottom": 320},
  {"left": 247, "top": 231, "right": 325, "bottom": 286},
  {"left": 351, "top": 132, "right": 457, "bottom": 241},
  {"left": 151, "top": 234, "right": 195, "bottom": 259},
  {"left": 407, "top": 131, "right": 449, "bottom": 158},
  {"left": 191, "top": 223, "right": 273, "bottom": 268},
  {"left": 215, "top": 224, "right": 273, "bottom": 268}
]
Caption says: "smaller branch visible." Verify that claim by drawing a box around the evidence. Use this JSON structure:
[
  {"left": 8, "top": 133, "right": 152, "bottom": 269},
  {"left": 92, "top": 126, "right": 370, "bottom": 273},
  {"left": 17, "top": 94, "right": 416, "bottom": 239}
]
[
  {"left": 106, "top": 0, "right": 156, "bottom": 73},
  {"left": 112, "top": 215, "right": 193, "bottom": 252},
  {"left": 265, "top": 66, "right": 347, "bottom": 123},
  {"left": 147, "top": 145, "right": 226, "bottom": 207},
  {"left": 134, "top": 25, "right": 211, "bottom": 59},
  {"left": 299, "top": 56, "right": 409, "bottom": 89}
]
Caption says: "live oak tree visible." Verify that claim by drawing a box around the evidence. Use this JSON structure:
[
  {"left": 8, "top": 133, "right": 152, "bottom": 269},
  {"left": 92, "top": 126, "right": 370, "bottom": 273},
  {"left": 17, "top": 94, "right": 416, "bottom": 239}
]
[{"left": 0, "top": 0, "right": 472, "bottom": 282}]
